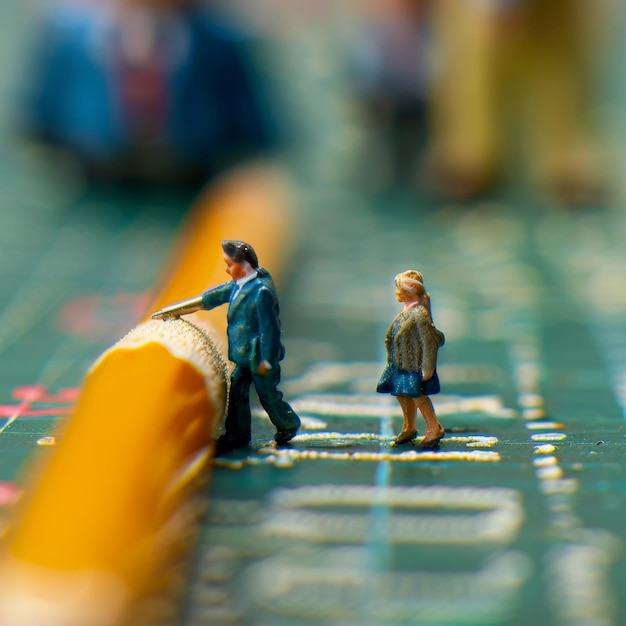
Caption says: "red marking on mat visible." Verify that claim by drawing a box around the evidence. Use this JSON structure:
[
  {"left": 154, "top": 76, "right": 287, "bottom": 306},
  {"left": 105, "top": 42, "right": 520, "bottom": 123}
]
[
  {"left": 12, "top": 386, "right": 79, "bottom": 404},
  {"left": 0, "top": 385, "right": 79, "bottom": 418},
  {"left": 57, "top": 291, "right": 152, "bottom": 339},
  {"left": 0, "top": 482, "right": 19, "bottom": 506}
]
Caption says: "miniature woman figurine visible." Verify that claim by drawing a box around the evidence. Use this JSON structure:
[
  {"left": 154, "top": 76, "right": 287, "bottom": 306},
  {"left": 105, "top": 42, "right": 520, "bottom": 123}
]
[{"left": 377, "top": 270, "right": 445, "bottom": 448}]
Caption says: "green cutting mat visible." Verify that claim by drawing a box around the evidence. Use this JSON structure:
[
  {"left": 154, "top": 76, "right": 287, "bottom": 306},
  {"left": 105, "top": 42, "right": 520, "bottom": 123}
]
[{"left": 2, "top": 3, "right": 626, "bottom": 625}]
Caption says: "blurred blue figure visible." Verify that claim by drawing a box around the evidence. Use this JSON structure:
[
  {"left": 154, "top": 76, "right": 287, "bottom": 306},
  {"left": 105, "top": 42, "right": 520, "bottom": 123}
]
[{"left": 25, "top": 0, "right": 279, "bottom": 183}]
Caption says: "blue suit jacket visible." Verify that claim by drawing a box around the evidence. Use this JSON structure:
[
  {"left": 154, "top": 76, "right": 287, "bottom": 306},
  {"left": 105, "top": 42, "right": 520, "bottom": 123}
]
[
  {"left": 26, "top": 5, "right": 278, "bottom": 174},
  {"left": 201, "top": 269, "right": 285, "bottom": 369}
]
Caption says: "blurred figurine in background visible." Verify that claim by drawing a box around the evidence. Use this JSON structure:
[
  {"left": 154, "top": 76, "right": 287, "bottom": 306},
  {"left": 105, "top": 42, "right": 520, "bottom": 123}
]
[
  {"left": 23, "top": 0, "right": 279, "bottom": 184},
  {"left": 152, "top": 240, "right": 300, "bottom": 453},
  {"left": 345, "top": 0, "right": 616, "bottom": 205},
  {"left": 424, "top": 0, "right": 615, "bottom": 205},
  {"left": 346, "top": 0, "right": 431, "bottom": 183},
  {"left": 377, "top": 270, "right": 445, "bottom": 448}
]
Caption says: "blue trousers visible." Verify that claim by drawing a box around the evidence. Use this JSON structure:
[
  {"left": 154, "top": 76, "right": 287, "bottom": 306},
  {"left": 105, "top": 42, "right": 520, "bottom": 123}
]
[{"left": 223, "top": 364, "right": 300, "bottom": 443}]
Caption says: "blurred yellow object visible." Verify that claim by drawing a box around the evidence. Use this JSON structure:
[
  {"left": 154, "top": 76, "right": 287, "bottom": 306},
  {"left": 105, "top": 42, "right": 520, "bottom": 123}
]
[{"left": 426, "top": 0, "right": 613, "bottom": 204}]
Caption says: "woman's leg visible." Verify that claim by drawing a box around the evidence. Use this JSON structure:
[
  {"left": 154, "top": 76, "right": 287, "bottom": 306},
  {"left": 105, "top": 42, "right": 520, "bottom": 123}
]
[
  {"left": 415, "top": 396, "right": 445, "bottom": 448},
  {"left": 394, "top": 395, "right": 418, "bottom": 445}
]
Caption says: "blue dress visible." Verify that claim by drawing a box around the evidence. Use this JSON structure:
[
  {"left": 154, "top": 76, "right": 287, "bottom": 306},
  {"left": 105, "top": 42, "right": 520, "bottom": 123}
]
[{"left": 377, "top": 313, "right": 441, "bottom": 398}]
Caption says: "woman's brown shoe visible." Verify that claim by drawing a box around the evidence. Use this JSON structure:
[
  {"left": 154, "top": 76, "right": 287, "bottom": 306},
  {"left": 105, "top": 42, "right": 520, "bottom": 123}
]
[
  {"left": 416, "top": 427, "right": 445, "bottom": 449},
  {"left": 393, "top": 430, "right": 418, "bottom": 446}
]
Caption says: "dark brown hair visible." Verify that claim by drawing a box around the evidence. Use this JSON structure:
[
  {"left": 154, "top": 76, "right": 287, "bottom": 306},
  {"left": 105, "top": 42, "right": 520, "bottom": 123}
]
[{"left": 221, "top": 240, "right": 259, "bottom": 269}]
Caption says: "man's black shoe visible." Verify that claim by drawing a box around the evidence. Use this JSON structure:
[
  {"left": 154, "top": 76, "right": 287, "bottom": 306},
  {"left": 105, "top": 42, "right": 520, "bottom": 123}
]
[
  {"left": 214, "top": 435, "right": 250, "bottom": 456},
  {"left": 274, "top": 428, "right": 298, "bottom": 446}
]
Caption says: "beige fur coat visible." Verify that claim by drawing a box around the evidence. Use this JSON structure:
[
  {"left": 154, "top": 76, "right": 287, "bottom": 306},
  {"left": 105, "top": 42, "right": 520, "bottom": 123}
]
[{"left": 384, "top": 304, "right": 444, "bottom": 378}]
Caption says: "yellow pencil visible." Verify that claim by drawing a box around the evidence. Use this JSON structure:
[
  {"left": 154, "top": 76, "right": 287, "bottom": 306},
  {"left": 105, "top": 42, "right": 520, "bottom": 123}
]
[{"left": 0, "top": 164, "right": 296, "bottom": 626}]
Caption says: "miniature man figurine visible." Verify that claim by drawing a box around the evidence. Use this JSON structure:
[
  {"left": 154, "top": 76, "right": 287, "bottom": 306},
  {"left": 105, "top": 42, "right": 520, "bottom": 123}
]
[
  {"left": 377, "top": 270, "right": 445, "bottom": 448},
  {"left": 152, "top": 240, "right": 300, "bottom": 453}
]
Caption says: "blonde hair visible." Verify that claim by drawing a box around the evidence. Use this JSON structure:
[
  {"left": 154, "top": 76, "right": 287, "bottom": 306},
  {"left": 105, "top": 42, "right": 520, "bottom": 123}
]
[
  {"left": 395, "top": 269, "right": 434, "bottom": 316},
  {"left": 394, "top": 270, "right": 425, "bottom": 296}
]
